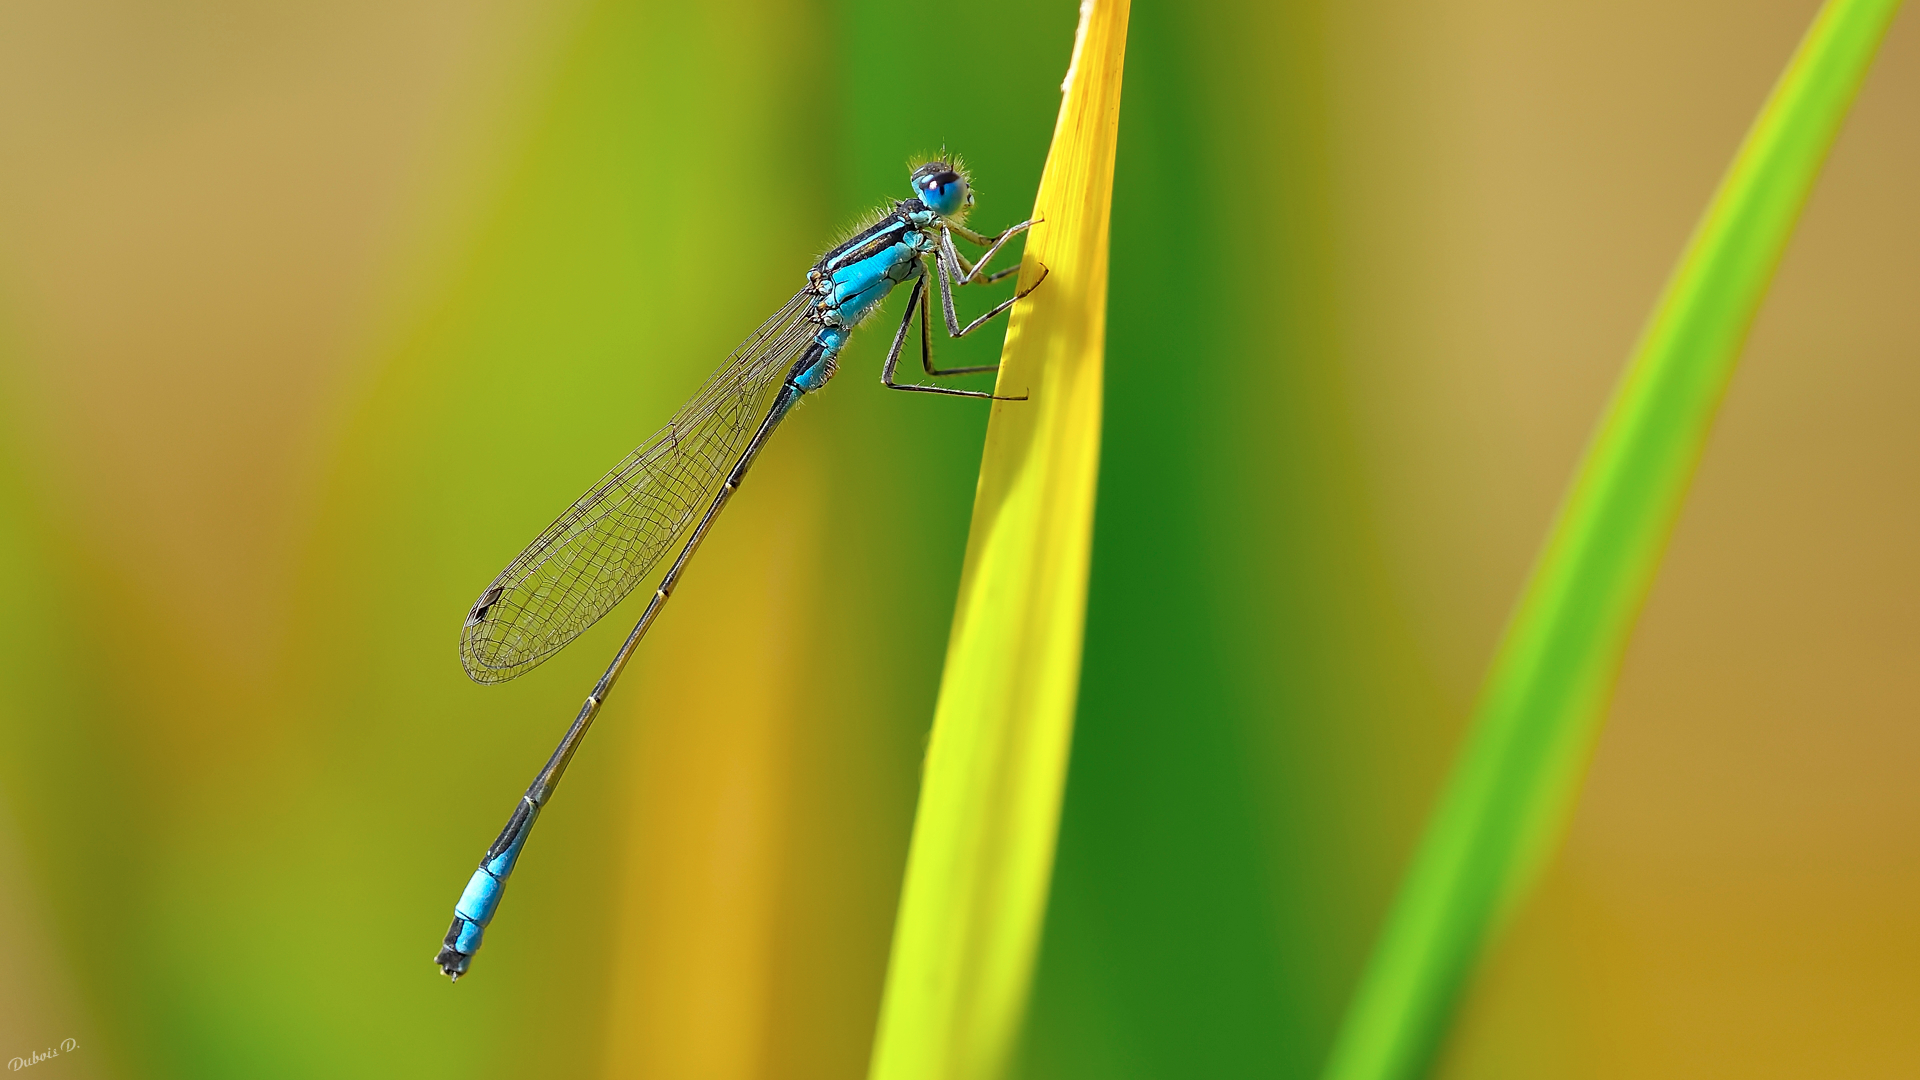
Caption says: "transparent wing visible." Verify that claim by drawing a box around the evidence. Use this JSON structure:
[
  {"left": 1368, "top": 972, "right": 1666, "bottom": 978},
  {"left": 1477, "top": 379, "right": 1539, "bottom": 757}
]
[{"left": 460, "top": 289, "right": 817, "bottom": 684}]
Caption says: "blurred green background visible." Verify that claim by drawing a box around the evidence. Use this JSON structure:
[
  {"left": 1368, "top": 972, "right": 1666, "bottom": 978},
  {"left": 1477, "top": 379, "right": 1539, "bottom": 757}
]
[{"left": 0, "top": 0, "right": 1915, "bottom": 1077}]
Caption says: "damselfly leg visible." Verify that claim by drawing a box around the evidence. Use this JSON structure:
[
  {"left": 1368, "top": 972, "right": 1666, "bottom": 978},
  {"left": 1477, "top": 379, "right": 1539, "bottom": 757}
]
[
  {"left": 918, "top": 278, "right": 998, "bottom": 378},
  {"left": 946, "top": 217, "right": 1039, "bottom": 285},
  {"left": 932, "top": 245, "right": 1049, "bottom": 341},
  {"left": 882, "top": 278, "right": 1019, "bottom": 400}
]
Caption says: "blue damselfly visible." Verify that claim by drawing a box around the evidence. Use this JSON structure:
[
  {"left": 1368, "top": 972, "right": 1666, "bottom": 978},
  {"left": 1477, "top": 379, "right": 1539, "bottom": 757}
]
[{"left": 435, "top": 159, "right": 1044, "bottom": 979}]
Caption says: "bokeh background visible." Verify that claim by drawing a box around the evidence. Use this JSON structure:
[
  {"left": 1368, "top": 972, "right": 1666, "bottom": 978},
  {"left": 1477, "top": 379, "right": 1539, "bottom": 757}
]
[{"left": 0, "top": 0, "right": 1915, "bottom": 1076}]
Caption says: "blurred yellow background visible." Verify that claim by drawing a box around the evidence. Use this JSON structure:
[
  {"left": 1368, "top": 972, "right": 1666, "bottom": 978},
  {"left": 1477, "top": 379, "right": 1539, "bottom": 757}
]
[{"left": 0, "top": 0, "right": 1913, "bottom": 1077}]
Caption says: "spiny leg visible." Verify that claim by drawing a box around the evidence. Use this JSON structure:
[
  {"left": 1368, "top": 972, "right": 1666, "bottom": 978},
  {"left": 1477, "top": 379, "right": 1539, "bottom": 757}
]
[
  {"left": 880, "top": 277, "right": 1025, "bottom": 401},
  {"left": 919, "top": 267, "right": 999, "bottom": 378},
  {"left": 933, "top": 245, "right": 1049, "bottom": 340},
  {"left": 944, "top": 217, "right": 1036, "bottom": 284},
  {"left": 943, "top": 218, "right": 1038, "bottom": 285}
]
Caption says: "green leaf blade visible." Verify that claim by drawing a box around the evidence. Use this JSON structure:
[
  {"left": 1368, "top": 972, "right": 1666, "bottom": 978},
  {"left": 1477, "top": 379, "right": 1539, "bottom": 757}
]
[{"left": 1322, "top": 3, "right": 1907, "bottom": 1079}]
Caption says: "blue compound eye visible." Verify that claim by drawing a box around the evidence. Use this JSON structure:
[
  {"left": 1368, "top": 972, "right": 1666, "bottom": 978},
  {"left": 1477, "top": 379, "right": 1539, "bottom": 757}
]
[{"left": 917, "top": 170, "right": 968, "bottom": 216}]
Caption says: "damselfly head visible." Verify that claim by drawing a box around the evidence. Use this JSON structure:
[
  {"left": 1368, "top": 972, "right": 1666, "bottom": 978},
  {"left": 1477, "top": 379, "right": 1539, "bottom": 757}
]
[{"left": 910, "top": 160, "right": 973, "bottom": 218}]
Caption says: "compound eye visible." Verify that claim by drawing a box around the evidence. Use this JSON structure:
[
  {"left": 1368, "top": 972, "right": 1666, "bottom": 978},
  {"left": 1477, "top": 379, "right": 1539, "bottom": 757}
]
[{"left": 918, "top": 170, "right": 967, "bottom": 216}]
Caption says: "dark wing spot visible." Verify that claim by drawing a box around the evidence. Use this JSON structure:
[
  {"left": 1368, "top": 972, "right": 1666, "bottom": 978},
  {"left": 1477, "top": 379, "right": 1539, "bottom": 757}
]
[{"left": 467, "top": 584, "right": 505, "bottom": 626}]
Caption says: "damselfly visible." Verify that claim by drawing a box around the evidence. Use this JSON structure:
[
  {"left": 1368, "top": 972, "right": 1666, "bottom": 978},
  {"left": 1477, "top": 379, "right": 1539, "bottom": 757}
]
[{"left": 435, "top": 158, "right": 1044, "bottom": 980}]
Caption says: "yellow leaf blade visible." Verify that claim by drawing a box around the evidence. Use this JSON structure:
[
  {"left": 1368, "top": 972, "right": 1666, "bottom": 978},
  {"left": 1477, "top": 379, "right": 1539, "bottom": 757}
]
[{"left": 867, "top": 3, "right": 1129, "bottom": 1078}]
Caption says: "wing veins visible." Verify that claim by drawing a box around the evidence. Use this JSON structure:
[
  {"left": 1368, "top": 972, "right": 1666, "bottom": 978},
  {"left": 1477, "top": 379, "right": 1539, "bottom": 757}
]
[{"left": 459, "top": 290, "right": 816, "bottom": 683}]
